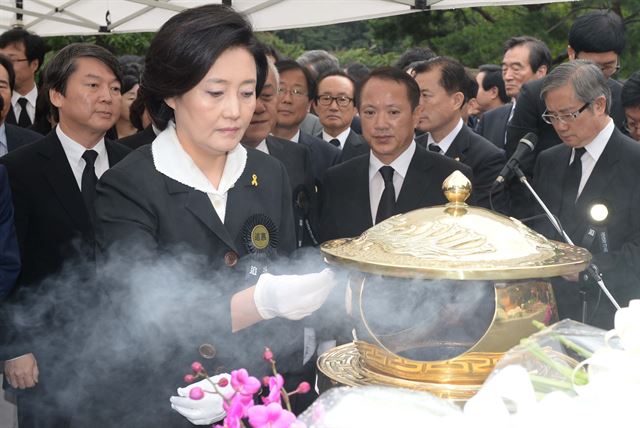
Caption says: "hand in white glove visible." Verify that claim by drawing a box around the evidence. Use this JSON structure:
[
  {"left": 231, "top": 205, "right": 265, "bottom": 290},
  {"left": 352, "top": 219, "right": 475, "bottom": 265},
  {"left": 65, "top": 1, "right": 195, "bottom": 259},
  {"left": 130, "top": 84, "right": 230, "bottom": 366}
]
[
  {"left": 169, "top": 373, "right": 233, "bottom": 425},
  {"left": 254, "top": 268, "right": 337, "bottom": 320}
]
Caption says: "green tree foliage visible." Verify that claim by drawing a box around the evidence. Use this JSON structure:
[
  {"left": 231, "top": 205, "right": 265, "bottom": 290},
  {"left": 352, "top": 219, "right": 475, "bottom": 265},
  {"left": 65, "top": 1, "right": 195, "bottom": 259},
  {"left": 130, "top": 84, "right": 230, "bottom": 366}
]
[{"left": 37, "top": 0, "right": 640, "bottom": 79}]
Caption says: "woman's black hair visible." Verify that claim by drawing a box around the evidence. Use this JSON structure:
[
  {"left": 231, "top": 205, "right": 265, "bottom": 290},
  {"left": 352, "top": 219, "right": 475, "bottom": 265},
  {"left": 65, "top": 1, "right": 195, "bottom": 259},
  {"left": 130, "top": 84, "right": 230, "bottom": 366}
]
[{"left": 140, "top": 4, "right": 267, "bottom": 130}]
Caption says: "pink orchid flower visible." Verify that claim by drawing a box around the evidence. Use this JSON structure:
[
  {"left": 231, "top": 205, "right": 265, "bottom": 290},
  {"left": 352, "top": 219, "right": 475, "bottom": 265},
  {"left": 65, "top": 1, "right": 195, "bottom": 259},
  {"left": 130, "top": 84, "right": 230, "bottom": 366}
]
[
  {"left": 247, "top": 402, "right": 302, "bottom": 428},
  {"left": 231, "top": 368, "right": 261, "bottom": 396},
  {"left": 261, "top": 374, "right": 284, "bottom": 405}
]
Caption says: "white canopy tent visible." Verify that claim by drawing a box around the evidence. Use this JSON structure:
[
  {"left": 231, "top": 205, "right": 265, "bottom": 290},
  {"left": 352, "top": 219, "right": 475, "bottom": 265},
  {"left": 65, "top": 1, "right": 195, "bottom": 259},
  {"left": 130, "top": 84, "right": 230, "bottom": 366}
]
[{"left": 0, "top": 0, "right": 573, "bottom": 36}]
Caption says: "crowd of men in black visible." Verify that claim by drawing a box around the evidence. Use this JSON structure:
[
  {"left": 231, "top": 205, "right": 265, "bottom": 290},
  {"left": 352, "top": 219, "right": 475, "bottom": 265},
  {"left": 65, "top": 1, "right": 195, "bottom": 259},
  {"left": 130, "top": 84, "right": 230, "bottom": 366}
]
[{"left": 0, "top": 6, "right": 639, "bottom": 428}]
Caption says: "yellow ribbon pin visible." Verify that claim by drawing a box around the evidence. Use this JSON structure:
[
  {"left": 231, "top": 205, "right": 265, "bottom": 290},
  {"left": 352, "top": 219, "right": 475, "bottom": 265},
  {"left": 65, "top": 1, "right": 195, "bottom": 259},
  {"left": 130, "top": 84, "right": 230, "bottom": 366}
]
[{"left": 251, "top": 174, "right": 258, "bottom": 187}]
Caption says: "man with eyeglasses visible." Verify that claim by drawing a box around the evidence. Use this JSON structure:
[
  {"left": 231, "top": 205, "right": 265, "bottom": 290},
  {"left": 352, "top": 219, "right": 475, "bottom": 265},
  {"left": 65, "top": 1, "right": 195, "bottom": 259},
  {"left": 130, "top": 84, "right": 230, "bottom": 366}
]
[
  {"left": 313, "top": 70, "right": 369, "bottom": 162},
  {"left": 505, "top": 10, "right": 626, "bottom": 219},
  {"left": 621, "top": 71, "right": 640, "bottom": 142},
  {"left": 273, "top": 60, "right": 340, "bottom": 182},
  {"left": 531, "top": 61, "right": 640, "bottom": 330},
  {"left": 0, "top": 29, "right": 47, "bottom": 131}
]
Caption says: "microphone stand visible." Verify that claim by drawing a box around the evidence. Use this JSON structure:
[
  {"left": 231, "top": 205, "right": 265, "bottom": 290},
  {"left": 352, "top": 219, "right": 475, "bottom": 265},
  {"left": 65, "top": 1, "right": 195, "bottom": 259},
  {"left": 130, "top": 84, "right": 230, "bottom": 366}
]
[{"left": 511, "top": 165, "right": 621, "bottom": 311}]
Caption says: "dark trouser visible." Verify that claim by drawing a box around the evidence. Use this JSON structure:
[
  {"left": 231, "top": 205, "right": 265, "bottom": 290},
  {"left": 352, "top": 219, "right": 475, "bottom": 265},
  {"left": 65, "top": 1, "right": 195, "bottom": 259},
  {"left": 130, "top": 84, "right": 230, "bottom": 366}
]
[{"left": 15, "top": 384, "right": 72, "bottom": 428}]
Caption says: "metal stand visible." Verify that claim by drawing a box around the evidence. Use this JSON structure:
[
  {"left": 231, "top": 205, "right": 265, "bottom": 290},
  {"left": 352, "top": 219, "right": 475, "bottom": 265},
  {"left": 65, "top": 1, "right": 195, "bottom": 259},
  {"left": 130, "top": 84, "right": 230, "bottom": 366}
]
[{"left": 513, "top": 166, "right": 620, "bottom": 310}]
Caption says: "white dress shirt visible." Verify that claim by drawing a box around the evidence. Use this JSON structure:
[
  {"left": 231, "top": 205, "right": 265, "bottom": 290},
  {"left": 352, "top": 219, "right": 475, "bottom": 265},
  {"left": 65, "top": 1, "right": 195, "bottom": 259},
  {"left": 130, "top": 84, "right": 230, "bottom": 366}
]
[
  {"left": 322, "top": 127, "right": 351, "bottom": 150},
  {"left": 368, "top": 141, "right": 416, "bottom": 224},
  {"left": 56, "top": 126, "right": 109, "bottom": 191},
  {"left": 427, "top": 118, "right": 464, "bottom": 154},
  {"left": 151, "top": 121, "right": 247, "bottom": 224},
  {"left": 571, "top": 118, "right": 614, "bottom": 198},
  {"left": 0, "top": 123, "right": 7, "bottom": 157},
  {"left": 289, "top": 130, "right": 301, "bottom": 143},
  {"left": 255, "top": 139, "right": 270, "bottom": 154},
  {"left": 11, "top": 85, "right": 37, "bottom": 123}
]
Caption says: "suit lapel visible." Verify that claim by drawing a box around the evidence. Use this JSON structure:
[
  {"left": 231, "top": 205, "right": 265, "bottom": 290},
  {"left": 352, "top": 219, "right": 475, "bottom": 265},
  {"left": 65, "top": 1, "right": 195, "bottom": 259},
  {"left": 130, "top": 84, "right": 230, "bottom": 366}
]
[
  {"left": 570, "top": 130, "right": 621, "bottom": 236},
  {"left": 105, "top": 139, "right": 128, "bottom": 166},
  {"left": 352, "top": 156, "right": 374, "bottom": 230},
  {"left": 38, "top": 133, "right": 91, "bottom": 234},
  {"left": 166, "top": 176, "right": 238, "bottom": 253},
  {"left": 445, "top": 125, "right": 469, "bottom": 163},
  {"left": 5, "top": 107, "right": 17, "bottom": 126},
  {"left": 395, "top": 148, "right": 437, "bottom": 213}
]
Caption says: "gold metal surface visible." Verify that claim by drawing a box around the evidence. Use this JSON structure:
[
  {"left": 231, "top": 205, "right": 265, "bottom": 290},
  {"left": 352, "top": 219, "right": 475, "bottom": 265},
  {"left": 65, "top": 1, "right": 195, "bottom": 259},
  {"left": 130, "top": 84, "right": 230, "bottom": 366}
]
[
  {"left": 321, "top": 207, "right": 591, "bottom": 280},
  {"left": 317, "top": 343, "right": 486, "bottom": 400},
  {"left": 442, "top": 170, "right": 472, "bottom": 204}
]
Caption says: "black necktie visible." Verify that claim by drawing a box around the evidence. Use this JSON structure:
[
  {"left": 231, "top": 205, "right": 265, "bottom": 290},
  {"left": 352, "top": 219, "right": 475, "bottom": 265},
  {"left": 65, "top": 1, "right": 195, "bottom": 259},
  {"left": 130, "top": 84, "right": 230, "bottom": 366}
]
[
  {"left": 428, "top": 144, "right": 442, "bottom": 154},
  {"left": 559, "top": 147, "right": 587, "bottom": 222},
  {"left": 81, "top": 150, "right": 99, "bottom": 223},
  {"left": 328, "top": 138, "right": 340, "bottom": 148},
  {"left": 375, "top": 166, "right": 396, "bottom": 224},
  {"left": 17, "top": 97, "right": 31, "bottom": 128}
]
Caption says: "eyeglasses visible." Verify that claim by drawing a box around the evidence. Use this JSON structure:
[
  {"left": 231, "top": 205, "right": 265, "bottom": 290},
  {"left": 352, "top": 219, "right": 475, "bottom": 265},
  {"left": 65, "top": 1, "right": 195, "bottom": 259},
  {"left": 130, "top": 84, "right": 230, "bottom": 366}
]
[
  {"left": 624, "top": 118, "right": 640, "bottom": 133},
  {"left": 316, "top": 94, "right": 353, "bottom": 107},
  {"left": 542, "top": 103, "right": 590, "bottom": 125},
  {"left": 278, "top": 87, "right": 307, "bottom": 98},
  {"left": 8, "top": 57, "right": 28, "bottom": 64},
  {"left": 597, "top": 61, "right": 621, "bottom": 77}
]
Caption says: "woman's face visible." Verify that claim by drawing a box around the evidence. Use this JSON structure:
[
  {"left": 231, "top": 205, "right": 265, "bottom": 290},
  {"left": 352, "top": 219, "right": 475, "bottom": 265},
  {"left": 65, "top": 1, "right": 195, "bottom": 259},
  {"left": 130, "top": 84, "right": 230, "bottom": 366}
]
[
  {"left": 166, "top": 47, "right": 257, "bottom": 157},
  {"left": 120, "top": 83, "right": 139, "bottom": 122}
]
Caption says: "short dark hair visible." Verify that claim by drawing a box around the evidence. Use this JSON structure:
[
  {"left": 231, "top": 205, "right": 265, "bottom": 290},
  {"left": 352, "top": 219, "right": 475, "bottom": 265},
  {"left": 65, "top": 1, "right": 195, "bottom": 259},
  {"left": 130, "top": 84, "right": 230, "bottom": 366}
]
[
  {"left": 478, "top": 64, "right": 509, "bottom": 104},
  {"left": 140, "top": 4, "right": 267, "bottom": 130},
  {"left": 412, "top": 57, "right": 470, "bottom": 103},
  {"left": 569, "top": 10, "right": 625, "bottom": 55},
  {"left": 0, "top": 54, "right": 16, "bottom": 92},
  {"left": 357, "top": 67, "right": 420, "bottom": 110},
  {"left": 315, "top": 69, "right": 356, "bottom": 104},
  {"left": 0, "top": 28, "right": 47, "bottom": 71},
  {"left": 622, "top": 71, "right": 640, "bottom": 109},
  {"left": 463, "top": 71, "right": 478, "bottom": 104},
  {"left": 345, "top": 62, "right": 371, "bottom": 85},
  {"left": 504, "top": 36, "right": 551, "bottom": 73},
  {"left": 296, "top": 50, "right": 340, "bottom": 80},
  {"left": 42, "top": 43, "right": 123, "bottom": 122},
  {"left": 275, "top": 59, "right": 316, "bottom": 100},
  {"left": 395, "top": 47, "right": 437, "bottom": 71}
]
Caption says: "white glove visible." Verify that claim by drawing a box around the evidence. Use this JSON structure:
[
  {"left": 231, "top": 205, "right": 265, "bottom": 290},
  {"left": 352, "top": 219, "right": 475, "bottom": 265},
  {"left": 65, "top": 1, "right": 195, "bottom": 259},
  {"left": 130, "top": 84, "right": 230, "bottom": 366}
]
[
  {"left": 169, "top": 373, "right": 233, "bottom": 425},
  {"left": 254, "top": 268, "right": 337, "bottom": 320}
]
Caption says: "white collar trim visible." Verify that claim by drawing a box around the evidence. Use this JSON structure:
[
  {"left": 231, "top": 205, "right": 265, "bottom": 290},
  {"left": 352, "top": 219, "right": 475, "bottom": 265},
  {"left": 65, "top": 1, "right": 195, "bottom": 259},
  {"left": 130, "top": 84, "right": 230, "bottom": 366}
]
[{"left": 151, "top": 121, "right": 247, "bottom": 196}]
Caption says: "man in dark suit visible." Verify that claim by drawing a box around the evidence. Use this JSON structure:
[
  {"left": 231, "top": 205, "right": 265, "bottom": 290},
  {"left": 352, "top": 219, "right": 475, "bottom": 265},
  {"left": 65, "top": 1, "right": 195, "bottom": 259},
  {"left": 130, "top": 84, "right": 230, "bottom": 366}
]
[
  {"left": 313, "top": 70, "right": 369, "bottom": 162},
  {"left": 474, "top": 64, "right": 511, "bottom": 148},
  {"left": 411, "top": 57, "right": 507, "bottom": 213},
  {"left": 621, "top": 71, "right": 640, "bottom": 142},
  {"left": 531, "top": 61, "right": 640, "bottom": 329},
  {"left": 0, "top": 29, "right": 47, "bottom": 130},
  {"left": 0, "top": 43, "right": 130, "bottom": 428},
  {"left": 241, "top": 60, "right": 317, "bottom": 248},
  {"left": 319, "top": 67, "right": 473, "bottom": 242},
  {"left": 0, "top": 55, "right": 42, "bottom": 155},
  {"left": 0, "top": 164, "right": 19, "bottom": 299},
  {"left": 273, "top": 59, "right": 340, "bottom": 182},
  {"left": 506, "top": 11, "right": 626, "bottom": 218}
]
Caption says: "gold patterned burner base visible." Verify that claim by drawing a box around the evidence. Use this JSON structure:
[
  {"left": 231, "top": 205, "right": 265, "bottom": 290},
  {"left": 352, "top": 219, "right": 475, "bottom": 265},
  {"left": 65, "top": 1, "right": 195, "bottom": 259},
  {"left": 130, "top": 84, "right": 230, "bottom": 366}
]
[{"left": 318, "top": 342, "right": 499, "bottom": 400}]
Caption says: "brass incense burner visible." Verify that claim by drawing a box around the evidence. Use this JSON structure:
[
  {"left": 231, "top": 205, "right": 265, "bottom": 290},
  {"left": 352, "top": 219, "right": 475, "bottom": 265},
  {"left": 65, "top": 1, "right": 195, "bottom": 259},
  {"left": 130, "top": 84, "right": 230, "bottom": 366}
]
[{"left": 317, "top": 171, "right": 591, "bottom": 399}]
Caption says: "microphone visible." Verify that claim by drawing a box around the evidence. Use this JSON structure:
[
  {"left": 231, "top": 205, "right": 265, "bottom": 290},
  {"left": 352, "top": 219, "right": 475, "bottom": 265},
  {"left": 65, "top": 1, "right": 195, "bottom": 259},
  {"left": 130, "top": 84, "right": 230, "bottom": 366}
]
[{"left": 494, "top": 132, "right": 538, "bottom": 184}]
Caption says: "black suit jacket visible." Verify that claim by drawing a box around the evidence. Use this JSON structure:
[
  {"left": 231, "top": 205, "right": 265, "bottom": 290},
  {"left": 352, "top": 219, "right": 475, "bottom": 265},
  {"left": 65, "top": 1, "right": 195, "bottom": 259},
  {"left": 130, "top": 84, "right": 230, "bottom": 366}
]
[
  {"left": 0, "top": 131, "right": 130, "bottom": 359},
  {"left": 298, "top": 130, "right": 340, "bottom": 182},
  {"left": 506, "top": 77, "right": 625, "bottom": 173},
  {"left": 477, "top": 103, "right": 512, "bottom": 148},
  {"left": 316, "top": 129, "right": 369, "bottom": 164},
  {"left": 319, "top": 144, "right": 473, "bottom": 242},
  {"left": 5, "top": 123, "right": 43, "bottom": 152},
  {"left": 264, "top": 135, "right": 318, "bottom": 247},
  {"left": 531, "top": 127, "right": 640, "bottom": 328},
  {"left": 91, "top": 145, "right": 299, "bottom": 426},
  {"left": 416, "top": 125, "right": 508, "bottom": 212},
  {"left": 117, "top": 125, "right": 156, "bottom": 150},
  {"left": 506, "top": 77, "right": 625, "bottom": 219},
  {"left": 0, "top": 164, "right": 20, "bottom": 300}
]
